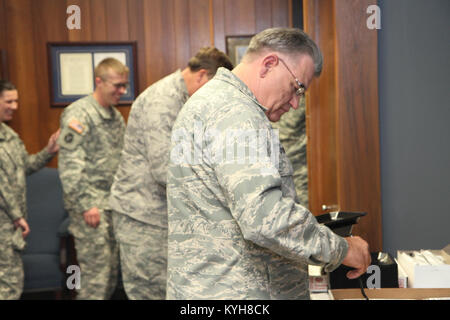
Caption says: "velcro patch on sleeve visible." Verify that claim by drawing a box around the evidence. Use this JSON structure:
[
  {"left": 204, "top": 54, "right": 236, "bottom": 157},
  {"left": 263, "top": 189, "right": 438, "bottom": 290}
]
[
  {"left": 58, "top": 120, "right": 84, "bottom": 150},
  {"left": 69, "top": 119, "right": 85, "bottom": 134}
]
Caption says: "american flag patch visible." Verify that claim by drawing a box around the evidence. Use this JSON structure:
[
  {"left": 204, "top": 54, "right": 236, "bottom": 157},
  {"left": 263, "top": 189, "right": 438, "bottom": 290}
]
[{"left": 68, "top": 119, "right": 84, "bottom": 134}]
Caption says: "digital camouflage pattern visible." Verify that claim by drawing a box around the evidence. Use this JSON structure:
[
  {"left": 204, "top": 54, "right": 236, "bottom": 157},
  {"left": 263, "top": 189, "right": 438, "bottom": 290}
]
[
  {"left": 166, "top": 68, "right": 348, "bottom": 300},
  {"left": 58, "top": 95, "right": 125, "bottom": 299},
  {"left": 112, "top": 213, "right": 167, "bottom": 299},
  {"left": 0, "top": 123, "right": 53, "bottom": 299},
  {"left": 109, "top": 70, "right": 189, "bottom": 299},
  {"left": 271, "top": 98, "right": 308, "bottom": 207}
]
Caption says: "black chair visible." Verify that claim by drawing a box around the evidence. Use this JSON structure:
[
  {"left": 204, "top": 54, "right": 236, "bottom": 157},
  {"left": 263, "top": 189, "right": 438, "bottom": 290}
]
[{"left": 21, "top": 167, "right": 69, "bottom": 299}]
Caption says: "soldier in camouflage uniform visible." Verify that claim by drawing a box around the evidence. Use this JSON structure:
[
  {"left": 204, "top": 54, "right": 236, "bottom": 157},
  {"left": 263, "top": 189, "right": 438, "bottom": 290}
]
[
  {"left": 109, "top": 47, "right": 233, "bottom": 299},
  {"left": 58, "top": 58, "right": 128, "bottom": 300},
  {"left": 0, "top": 80, "right": 59, "bottom": 299},
  {"left": 271, "top": 97, "right": 308, "bottom": 207},
  {"left": 166, "top": 28, "right": 371, "bottom": 299}
]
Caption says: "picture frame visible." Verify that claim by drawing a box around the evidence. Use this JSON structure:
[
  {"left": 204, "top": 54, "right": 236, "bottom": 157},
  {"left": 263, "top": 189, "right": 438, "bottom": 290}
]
[
  {"left": 47, "top": 42, "right": 138, "bottom": 107},
  {"left": 225, "top": 35, "right": 253, "bottom": 67}
]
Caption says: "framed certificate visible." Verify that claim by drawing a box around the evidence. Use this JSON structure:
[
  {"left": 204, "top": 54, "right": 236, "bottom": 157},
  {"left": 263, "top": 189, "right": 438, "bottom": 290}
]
[{"left": 47, "top": 42, "right": 138, "bottom": 107}]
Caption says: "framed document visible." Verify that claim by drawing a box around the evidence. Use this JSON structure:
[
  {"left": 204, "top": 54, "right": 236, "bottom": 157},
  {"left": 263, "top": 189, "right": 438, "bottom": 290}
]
[
  {"left": 47, "top": 42, "right": 138, "bottom": 107},
  {"left": 225, "top": 35, "right": 253, "bottom": 67}
]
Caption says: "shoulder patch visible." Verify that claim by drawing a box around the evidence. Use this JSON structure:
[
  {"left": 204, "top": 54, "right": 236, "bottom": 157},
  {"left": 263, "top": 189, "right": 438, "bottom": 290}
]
[
  {"left": 68, "top": 119, "right": 85, "bottom": 134},
  {"left": 58, "top": 124, "right": 84, "bottom": 151}
]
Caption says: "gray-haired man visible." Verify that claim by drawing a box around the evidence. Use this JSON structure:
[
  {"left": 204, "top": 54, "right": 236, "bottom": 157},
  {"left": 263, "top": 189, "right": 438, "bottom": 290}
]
[
  {"left": 109, "top": 47, "right": 233, "bottom": 299},
  {"left": 166, "top": 28, "right": 370, "bottom": 299}
]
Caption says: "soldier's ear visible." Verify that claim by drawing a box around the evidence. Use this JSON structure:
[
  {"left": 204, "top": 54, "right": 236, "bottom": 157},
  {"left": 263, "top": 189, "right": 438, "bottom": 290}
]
[
  {"left": 196, "top": 69, "right": 209, "bottom": 83},
  {"left": 94, "top": 76, "right": 103, "bottom": 87},
  {"left": 260, "top": 54, "right": 278, "bottom": 78}
]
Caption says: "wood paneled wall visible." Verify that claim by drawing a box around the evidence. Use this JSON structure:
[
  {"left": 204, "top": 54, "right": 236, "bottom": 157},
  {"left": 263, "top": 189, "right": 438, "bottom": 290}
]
[
  {"left": 0, "top": 0, "right": 290, "bottom": 166},
  {"left": 304, "top": 0, "right": 382, "bottom": 251}
]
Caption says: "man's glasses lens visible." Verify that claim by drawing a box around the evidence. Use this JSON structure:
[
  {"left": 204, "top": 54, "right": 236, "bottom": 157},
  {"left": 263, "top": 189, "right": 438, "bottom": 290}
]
[
  {"left": 113, "top": 83, "right": 129, "bottom": 90},
  {"left": 295, "top": 82, "right": 305, "bottom": 96},
  {"left": 279, "top": 58, "right": 306, "bottom": 97}
]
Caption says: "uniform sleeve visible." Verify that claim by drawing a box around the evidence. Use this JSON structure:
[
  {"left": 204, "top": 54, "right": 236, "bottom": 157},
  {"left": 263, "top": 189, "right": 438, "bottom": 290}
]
[
  {"left": 57, "top": 108, "right": 94, "bottom": 215},
  {"left": 20, "top": 141, "right": 54, "bottom": 176},
  {"left": 211, "top": 113, "right": 348, "bottom": 272}
]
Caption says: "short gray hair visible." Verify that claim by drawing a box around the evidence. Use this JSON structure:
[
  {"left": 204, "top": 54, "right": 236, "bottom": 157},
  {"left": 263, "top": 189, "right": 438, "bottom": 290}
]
[{"left": 245, "top": 27, "right": 323, "bottom": 76}]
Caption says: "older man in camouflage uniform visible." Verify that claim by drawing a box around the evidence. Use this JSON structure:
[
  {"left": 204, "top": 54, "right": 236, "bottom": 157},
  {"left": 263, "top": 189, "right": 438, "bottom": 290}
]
[
  {"left": 0, "top": 80, "right": 59, "bottom": 299},
  {"left": 166, "top": 28, "right": 371, "bottom": 299},
  {"left": 58, "top": 58, "right": 128, "bottom": 300},
  {"left": 109, "top": 47, "right": 233, "bottom": 300},
  {"left": 271, "top": 97, "right": 308, "bottom": 207}
]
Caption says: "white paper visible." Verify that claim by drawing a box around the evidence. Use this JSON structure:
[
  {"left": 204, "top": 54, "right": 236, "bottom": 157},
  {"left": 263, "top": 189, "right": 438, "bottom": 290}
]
[{"left": 60, "top": 53, "right": 94, "bottom": 95}]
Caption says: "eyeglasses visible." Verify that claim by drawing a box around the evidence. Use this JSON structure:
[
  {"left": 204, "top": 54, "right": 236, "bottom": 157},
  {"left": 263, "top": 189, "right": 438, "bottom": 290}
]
[
  {"left": 102, "top": 79, "right": 130, "bottom": 90},
  {"left": 278, "top": 58, "right": 306, "bottom": 97}
]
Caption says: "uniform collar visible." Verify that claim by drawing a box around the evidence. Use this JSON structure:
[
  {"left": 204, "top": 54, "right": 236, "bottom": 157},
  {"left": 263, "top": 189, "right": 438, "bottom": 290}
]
[
  {"left": 87, "top": 94, "right": 115, "bottom": 120},
  {"left": 214, "top": 67, "right": 267, "bottom": 112}
]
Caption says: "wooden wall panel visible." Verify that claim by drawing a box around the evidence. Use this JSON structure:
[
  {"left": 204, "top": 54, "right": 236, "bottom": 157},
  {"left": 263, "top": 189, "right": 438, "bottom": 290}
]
[
  {"left": 224, "top": 0, "right": 256, "bottom": 35},
  {"left": 127, "top": 0, "right": 147, "bottom": 92},
  {"left": 142, "top": 0, "right": 168, "bottom": 85},
  {"left": 0, "top": 0, "right": 8, "bottom": 79},
  {"left": 212, "top": 0, "right": 226, "bottom": 51},
  {"left": 304, "top": 0, "right": 382, "bottom": 251},
  {"left": 89, "top": 0, "right": 107, "bottom": 40},
  {"left": 188, "top": 0, "right": 212, "bottom": 56},
  {"left": 304, "top": 0, "right": 339, "bottom": 215},
  {"left": 31, "top": 0, "right": 68, "bottom": 167},
  {"left": 5, "top": 0, "right": 40, "bottom": 153},
  {"left": 255, "top": 0, "right": 273, "bottom": 31},
  {"left": 105, "top": 0, "right": 129, "bottom": 41},
  {"left": 334, "top": 0, "right": 381, "bottom": 251},
  {"left": 174, "top": 0, "right": 192, "bottom": 69},
  {"left": 272, "top": 0, "right": 290, "bottom": 27}
]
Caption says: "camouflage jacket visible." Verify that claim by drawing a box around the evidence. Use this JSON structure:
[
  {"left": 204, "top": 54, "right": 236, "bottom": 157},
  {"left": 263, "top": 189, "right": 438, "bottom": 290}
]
[
  {"left": 0, "top": 123, "right": 53, "bottom": 225},
  {"left": 109, "top": 70, "right": 189, "bottom": 226},
  {"left": 58, "top": 95, "right": 125, "bottom": 235},
  {"left": 110, "top": 70, "right": 189, "bottom": 228},
  {"left": 166, "top": 68, "right": 348, "bottom": 299}
]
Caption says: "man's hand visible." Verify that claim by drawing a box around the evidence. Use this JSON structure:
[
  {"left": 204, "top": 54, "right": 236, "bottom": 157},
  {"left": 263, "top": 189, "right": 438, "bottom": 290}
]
[
  {"left": 341, "top": 236, "right": 371, "bottom": 279},
  {"left": 83, "top": 207, "right": 101, "bottom": 228},
  {"left": 13, "top": 218, "right": 30, "bottom": 238},
  {"left": 47, "top": 128, "right": 61, "bottom": 154}
]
